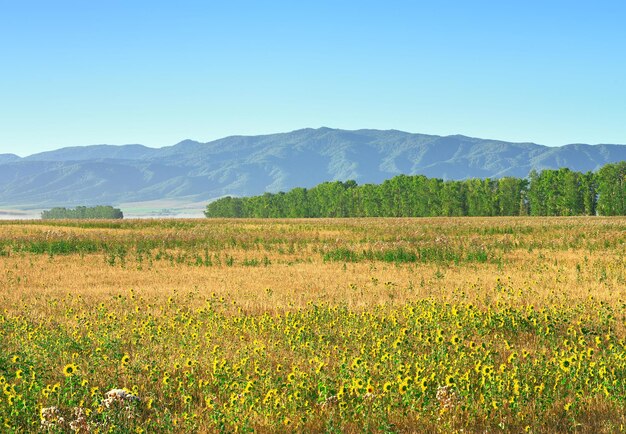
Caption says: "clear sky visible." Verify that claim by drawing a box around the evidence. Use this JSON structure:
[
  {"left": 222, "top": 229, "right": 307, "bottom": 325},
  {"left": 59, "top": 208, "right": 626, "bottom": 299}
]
[{"left": 1, "top": 1, "right": 625, "bottom": 156}]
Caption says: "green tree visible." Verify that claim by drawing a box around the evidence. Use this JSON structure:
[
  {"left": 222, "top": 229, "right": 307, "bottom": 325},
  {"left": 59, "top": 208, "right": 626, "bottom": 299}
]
[{"left": 596, "top": 162, "right": 626, "bottom": 215}]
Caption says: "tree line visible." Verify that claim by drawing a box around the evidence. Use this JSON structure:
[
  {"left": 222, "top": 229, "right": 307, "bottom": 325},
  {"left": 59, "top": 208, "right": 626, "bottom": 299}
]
[
  {"left": 41, "top": 206, "right": 124, "bottom": 220},
  {"left": 205, "top": 162, "right": 626, "bottom": 218}
]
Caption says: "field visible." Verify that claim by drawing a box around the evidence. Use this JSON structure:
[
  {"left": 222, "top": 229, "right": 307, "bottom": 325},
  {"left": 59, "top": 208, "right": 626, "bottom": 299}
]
[{"left": 1, "top": 217, "right": 625, "bottom": 433}]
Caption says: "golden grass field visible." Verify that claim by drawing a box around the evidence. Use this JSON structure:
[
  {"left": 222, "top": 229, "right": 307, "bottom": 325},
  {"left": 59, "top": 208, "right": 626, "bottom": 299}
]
[{"left": 1, "top": 217, "right": 625, "bottom": 432}]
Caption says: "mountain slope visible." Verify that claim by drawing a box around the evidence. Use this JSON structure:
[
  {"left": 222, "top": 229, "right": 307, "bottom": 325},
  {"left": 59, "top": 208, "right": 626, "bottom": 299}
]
[{"left": 1, "top": 128, "right": 625, "bottom": 209}]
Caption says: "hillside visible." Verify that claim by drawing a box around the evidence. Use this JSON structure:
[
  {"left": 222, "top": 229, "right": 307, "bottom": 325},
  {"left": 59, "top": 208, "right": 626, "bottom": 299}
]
[{"left": 1, "top": 128, "right": 625, "bottom": 210}]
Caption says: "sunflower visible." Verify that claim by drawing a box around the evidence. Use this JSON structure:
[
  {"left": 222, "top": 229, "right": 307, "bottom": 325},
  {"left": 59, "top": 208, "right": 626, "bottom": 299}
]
[
  {"left": 63, "top": 363, "right": 78, "bottom": 377},
  {"left": 15, "top": 370, "right": 23, "bottom": 380},
  {"left": 353, "top": 378, "right": 364, "bottom": 390},
  {"left": 383, "top": 381, "right": 392, "bottom": 393},
  {"left": 121, "top": 354, "right": 130, "bottom": 367},
  {"left": 420, "top": 377, "right": 428, "bottom": 392},
  {"left": 445, "top": 375, "right": 456, "bottom": 387},
  {"left": 559, "top": 357, "right": 572, "bottom": 372},
  {"left": 398, "top": 381, "right": 409, "bottom": 395},
  {"left": 337, "top": 385, "right": 346, "bottom": 399},
  {"left": 350, "top": 357, "right": 363, "bottom": 369}
]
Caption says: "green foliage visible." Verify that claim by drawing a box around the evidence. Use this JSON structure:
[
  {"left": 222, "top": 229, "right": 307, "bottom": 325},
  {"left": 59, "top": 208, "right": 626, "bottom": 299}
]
[
  {"left": 205, "top": 163, "right": 625, "bottom": 217},
  {"left": 596, "top": 162, "right": 626, "bottom": 215},
  {"left": 41, "top": 205, "right": 124, "bottom": 220}
]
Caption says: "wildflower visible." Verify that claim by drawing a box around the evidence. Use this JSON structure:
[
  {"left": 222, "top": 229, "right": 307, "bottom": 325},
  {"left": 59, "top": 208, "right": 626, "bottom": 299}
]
[
  {"left": 535, "top": 383, "right": 545, "bottom": 394},
  {"left": 420, "top": 377, "right": 428, "bottom": 392},
  {"left": 15, "top": 369, "right": 23, "bottom": 380},
  {"left": 445, "top": 375, "right": 456, "bottom": 387},
  {"left": 40, "top": 406, "right": 64, "bottom": 429},
  {"left": 436, "top": 385, "right": 459, "bottom": 409},
  {"left": 121, "top": 353, "right": 130, "bottom": 367},
  {"left": 63, "top": 363, "right": 78, "bottom": 377},
  {"left": 350, "top": 357, "right": 363, "bottom": 369},
  {"left": 559, "top": 357, "right": 572, "bottom": 372},
  {"left": 102, "top": 388, "right": 140, "bottom": 409},
  {"left": 398, "top": 381, "right": 409, "bottom": 395}
]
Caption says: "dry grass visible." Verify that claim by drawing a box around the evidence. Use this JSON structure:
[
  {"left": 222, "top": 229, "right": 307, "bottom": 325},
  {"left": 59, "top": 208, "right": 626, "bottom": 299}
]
[{"left": 0, "top": 217, "right": 625, "bottom": 432}]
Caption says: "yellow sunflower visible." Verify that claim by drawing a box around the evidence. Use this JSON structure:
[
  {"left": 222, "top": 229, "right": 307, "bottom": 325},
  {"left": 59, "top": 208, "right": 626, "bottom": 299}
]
[
  {"left": 383, "top": 381, "right": 393, "bottom": 393},
  {"left": 121, "top": 353, "right": 130, "bottom": 367},
  {"left": 63, "top": 363, "right": 78, "bottom": 377},
  {"left": 445, "top": 375, "right": 456, "bottom": 387},
  {"left": 559, "top": 357, "right": 573, "bottom": 372}
]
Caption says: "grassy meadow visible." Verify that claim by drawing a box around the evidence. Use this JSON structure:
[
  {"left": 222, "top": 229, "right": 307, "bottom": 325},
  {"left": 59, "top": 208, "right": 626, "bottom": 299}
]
[{"left": 1, "top": 217, "right": 625, "bottom": 433}]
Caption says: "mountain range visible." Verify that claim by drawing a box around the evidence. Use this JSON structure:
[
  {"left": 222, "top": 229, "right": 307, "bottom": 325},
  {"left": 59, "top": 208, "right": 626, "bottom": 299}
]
[{"left": 1, "top": 128, "right": 625, "bottom": 213}]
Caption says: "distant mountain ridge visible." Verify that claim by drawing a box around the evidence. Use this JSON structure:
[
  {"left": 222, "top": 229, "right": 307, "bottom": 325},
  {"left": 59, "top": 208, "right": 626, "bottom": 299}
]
[{"left": 1, "top": 128, "right": 625, "bottom": 209}]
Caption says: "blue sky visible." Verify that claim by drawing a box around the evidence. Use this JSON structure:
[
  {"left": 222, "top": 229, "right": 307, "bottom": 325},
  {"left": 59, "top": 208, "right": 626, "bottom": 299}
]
[{"left": 1, "top": 1, "right": 625, "bottom": 156}]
